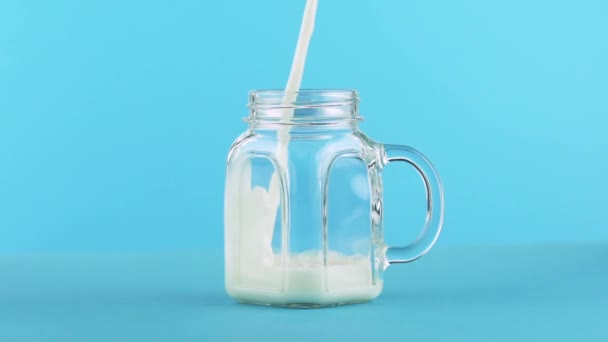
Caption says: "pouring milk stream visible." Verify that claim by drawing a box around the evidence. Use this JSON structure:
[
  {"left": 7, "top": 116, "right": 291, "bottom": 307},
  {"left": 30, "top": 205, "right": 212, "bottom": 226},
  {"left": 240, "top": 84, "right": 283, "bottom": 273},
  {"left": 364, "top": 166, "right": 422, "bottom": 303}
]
[{"left": 266, "top": 0, "right": 318, "bottom": 223}]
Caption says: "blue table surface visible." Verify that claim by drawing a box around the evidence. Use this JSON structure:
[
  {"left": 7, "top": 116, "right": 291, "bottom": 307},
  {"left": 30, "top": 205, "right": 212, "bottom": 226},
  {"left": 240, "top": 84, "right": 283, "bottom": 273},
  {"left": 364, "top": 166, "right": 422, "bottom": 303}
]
[{"left": 1, "top": 244, "right": 606, "bottom": 342}]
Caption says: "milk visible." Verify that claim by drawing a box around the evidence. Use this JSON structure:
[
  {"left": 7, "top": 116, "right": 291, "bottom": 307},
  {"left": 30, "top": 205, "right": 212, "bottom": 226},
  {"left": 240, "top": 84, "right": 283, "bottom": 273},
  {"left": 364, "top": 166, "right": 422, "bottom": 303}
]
[
  {"left": 224, "top": 158, "right": 381, "bottom": 306},
  {"left": 225, "top": 155, "right": 382, "bottom": 305},
  {"left": 225, "top": 0, "right": 381, "bottom": 305}
]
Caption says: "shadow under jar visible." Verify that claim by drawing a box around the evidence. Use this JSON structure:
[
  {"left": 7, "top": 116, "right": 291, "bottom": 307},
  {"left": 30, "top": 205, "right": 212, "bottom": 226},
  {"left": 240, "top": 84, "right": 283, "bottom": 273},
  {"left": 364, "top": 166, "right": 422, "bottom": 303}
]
[{"left": 224, "top": 89, "right": 444, "bottom": 308}]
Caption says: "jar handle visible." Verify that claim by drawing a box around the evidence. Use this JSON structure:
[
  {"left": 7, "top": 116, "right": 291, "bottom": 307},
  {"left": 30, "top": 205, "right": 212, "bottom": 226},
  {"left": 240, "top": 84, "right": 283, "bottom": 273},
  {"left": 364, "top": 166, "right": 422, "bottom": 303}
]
[{"left": 378, "top": 144, "right": 444, "bottom": 266}]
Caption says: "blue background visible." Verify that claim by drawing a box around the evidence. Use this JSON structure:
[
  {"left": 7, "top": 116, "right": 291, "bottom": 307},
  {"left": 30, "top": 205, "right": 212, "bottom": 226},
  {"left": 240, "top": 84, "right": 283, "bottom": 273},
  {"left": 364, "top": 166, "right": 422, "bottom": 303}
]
[
  {"left": 1, "top": 0, "right": 607, "bottom": 253},
  {"left": 1, "top": 1, "right": 607, "bottom": 341}
]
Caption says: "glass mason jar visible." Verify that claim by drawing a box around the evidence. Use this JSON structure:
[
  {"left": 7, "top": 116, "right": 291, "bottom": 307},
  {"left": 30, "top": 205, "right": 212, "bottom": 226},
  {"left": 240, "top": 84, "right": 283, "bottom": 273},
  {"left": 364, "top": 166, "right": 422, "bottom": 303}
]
[{"left": 224, "top": 89, "right": 444, "bottom": 307}]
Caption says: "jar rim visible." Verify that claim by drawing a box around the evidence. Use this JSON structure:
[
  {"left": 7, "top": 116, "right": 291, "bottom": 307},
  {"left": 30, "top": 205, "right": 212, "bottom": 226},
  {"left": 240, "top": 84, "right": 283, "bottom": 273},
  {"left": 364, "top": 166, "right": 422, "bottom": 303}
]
[{"left": 248, "top": 89, "right": 359, "bottom": 109}]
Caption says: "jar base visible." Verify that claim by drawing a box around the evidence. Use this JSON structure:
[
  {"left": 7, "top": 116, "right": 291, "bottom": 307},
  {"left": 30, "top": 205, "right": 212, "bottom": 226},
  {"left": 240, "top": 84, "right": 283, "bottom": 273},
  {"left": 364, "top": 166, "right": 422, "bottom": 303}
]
[
  {"left": 226, "top": 282, "right": 383, "bottom": 308},
  {"left": 235, "top": 298, "right": 374, "bottom": 309}
]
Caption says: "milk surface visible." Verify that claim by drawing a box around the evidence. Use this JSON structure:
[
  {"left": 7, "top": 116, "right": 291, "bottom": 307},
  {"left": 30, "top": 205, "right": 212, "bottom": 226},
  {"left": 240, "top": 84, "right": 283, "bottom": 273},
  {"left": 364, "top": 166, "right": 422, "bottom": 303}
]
[{"left": 227, "top": 250, "right": 382, "bottom": 306}]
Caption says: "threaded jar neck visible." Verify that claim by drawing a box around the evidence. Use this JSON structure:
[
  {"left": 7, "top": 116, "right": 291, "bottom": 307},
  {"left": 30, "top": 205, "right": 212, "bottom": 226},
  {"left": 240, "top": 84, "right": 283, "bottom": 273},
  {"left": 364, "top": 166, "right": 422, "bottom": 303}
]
[{"left": 247, "top": 89, "right": 361, "bottom": 127}]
